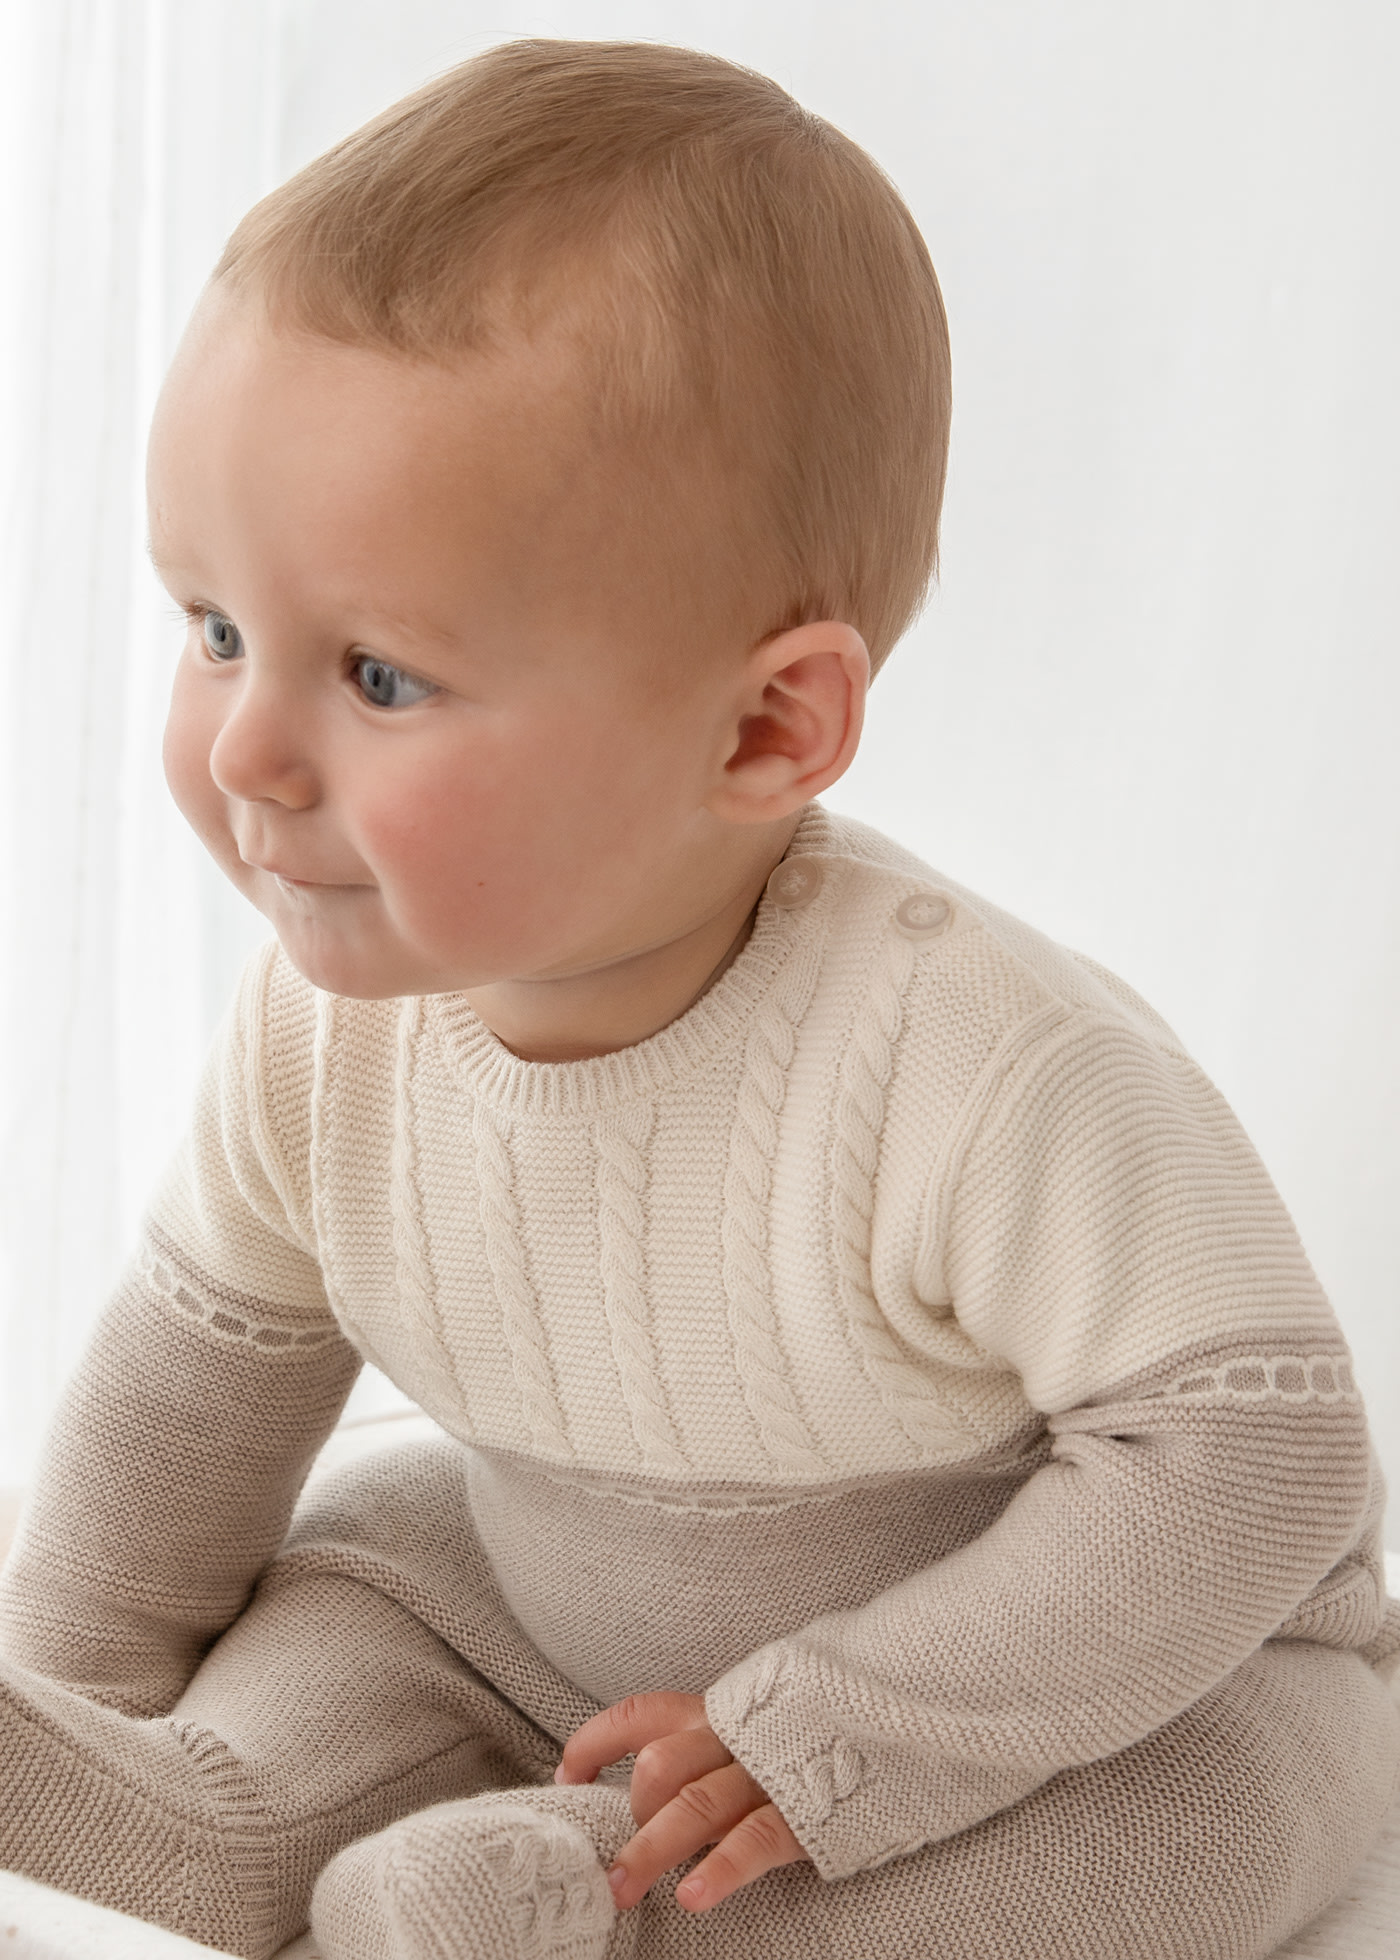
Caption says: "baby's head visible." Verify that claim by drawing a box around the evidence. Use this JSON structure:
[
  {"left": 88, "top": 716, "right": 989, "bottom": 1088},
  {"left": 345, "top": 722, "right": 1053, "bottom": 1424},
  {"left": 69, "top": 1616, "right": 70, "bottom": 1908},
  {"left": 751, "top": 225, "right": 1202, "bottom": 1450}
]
[{"left": 148, "top": 41, "right": 950, "bottom": 1023}]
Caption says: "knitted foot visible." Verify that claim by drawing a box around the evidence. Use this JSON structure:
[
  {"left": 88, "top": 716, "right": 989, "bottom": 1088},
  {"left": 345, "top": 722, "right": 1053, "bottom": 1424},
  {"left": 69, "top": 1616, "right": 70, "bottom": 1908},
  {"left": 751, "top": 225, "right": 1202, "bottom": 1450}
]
[{"left": 311, "top": 1784, "right": 635, "bottom": 1960}]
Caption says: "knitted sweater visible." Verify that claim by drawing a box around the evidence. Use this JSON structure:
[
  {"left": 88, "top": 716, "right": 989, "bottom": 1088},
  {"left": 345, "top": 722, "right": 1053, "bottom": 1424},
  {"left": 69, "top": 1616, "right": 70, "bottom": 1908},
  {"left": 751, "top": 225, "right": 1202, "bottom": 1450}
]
[{"left": 4, "top": 805, "right": 1396, "bottom": 1883}]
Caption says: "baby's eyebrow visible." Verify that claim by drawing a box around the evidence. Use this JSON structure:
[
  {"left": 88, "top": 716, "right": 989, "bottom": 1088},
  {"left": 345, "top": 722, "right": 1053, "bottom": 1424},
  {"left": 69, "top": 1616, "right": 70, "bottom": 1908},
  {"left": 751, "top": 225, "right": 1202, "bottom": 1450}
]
[{"left": 355, "top": 606, "right": 463, "bottom": 651}]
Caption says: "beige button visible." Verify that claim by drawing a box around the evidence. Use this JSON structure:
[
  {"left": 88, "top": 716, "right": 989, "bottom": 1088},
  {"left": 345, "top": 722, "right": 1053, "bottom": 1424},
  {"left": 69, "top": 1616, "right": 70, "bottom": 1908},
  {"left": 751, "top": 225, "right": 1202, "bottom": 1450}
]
[
  {"left": 895, "top": 891, "right": 952, "bottom": 940},
  {"left": 767, "top": 857, "right": 824, "bottom": 910}
]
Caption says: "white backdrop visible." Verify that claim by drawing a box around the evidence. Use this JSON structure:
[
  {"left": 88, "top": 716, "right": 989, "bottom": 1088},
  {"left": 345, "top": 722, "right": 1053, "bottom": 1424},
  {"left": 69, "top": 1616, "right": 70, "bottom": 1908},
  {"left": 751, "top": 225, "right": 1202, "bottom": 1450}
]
[{"left": 2, "top": 2, "right": 1396, "bottom": 1541}]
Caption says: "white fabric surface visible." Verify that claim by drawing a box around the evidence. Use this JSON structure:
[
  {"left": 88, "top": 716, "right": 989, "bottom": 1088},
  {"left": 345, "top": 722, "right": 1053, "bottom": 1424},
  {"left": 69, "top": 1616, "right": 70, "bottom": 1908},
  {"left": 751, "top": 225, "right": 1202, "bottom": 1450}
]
[{"left": 0, "top": 1868, "right": 235, "bottom": 1960}]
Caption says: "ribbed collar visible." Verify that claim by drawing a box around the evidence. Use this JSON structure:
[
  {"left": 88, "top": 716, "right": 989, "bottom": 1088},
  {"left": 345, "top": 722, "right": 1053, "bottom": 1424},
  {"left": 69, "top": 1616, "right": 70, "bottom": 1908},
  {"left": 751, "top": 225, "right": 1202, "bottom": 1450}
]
[{"left": 425, "top": 803, "right": 846, "bottom": 1118}]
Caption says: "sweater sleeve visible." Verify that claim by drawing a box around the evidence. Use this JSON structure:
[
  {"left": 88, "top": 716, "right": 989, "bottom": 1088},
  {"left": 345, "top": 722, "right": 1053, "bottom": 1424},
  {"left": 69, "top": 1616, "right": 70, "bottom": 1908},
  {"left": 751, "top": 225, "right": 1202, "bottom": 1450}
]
[
  {"left": 705, "top": 1011, "right": 1385, "bottom": 1879},
  {"left": 0, "top": 944, "right": 361, "bottom": 1716}
]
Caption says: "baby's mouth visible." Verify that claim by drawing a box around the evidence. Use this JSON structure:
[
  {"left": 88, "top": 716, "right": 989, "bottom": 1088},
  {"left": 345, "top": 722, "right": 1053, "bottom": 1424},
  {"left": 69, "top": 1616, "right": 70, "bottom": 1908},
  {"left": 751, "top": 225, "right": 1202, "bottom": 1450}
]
[{"left": 243, "top": 853, "right": 357, "bottom": 889}]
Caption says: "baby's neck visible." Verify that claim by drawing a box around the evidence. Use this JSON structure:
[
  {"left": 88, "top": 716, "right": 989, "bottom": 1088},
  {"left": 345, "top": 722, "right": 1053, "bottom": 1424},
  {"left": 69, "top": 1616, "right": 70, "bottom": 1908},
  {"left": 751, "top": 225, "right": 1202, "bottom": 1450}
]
[{"left": 463, "top": 819, "right": 799, "bottom": 1063}]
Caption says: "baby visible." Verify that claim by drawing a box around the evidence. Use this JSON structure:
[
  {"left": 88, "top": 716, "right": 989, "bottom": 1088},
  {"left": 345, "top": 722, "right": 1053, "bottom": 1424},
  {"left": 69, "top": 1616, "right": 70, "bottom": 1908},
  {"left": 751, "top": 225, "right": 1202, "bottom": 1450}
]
[{"left": 1, "top": 37, "right": 1397, "bottom": 1960}]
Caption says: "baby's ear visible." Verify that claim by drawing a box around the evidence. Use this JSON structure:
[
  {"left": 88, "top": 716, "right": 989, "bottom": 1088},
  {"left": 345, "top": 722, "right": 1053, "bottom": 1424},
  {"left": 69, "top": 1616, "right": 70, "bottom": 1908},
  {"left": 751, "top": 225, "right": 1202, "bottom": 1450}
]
[{"left": 705, "top": 621, "right": 869, "bottom": 824}]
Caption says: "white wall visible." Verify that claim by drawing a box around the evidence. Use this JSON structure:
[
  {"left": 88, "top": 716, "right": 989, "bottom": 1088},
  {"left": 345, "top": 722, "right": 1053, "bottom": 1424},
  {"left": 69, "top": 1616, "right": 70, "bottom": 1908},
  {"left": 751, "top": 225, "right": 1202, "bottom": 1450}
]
[{"left": 3, "top": 2, "right": 1395, "bottom": 1535}]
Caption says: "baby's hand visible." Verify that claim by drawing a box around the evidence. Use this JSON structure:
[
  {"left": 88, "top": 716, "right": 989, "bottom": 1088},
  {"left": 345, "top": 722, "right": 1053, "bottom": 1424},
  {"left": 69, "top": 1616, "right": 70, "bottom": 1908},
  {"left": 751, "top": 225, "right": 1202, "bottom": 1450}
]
[{"left": 555, "top": 1690, "right": 808, "bottom": 1912}]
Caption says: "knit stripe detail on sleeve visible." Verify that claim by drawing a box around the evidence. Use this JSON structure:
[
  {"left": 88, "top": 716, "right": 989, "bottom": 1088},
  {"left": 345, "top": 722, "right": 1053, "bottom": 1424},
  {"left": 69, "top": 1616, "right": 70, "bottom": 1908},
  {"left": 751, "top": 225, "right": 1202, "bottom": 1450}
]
[
  {"left": 0, "top": 1231, "right": 360, "bottom": 1716},
  {"left": 137, "top": 1224, "right": 342, "bottom": 1354}
]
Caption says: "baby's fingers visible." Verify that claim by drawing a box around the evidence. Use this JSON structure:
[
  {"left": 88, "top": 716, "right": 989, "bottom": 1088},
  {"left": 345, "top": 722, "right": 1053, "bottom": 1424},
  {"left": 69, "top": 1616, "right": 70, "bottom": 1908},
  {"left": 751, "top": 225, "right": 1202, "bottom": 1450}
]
[
  {"left": 628, "top": 1725, "right": 734, "bottom": 1826},
  {"left": 557, "top": 1691, "right": 708, "bottom": 1784},
  {"left": 673, "top": 1803, "right": 807, "bottom": 1912},
  {"left": 605, "top": 1760, "right": 755, "bottom": 1909}
]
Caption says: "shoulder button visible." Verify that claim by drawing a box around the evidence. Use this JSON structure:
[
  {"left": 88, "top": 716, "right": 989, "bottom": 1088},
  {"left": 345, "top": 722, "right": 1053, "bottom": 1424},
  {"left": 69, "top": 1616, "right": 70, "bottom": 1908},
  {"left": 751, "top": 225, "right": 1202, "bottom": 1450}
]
[
  {"left": 766, "top": 857, "right": 824, "bottom": 910},
  {"left": 894, "top": 891, "right": 952, "bottom": 941}
]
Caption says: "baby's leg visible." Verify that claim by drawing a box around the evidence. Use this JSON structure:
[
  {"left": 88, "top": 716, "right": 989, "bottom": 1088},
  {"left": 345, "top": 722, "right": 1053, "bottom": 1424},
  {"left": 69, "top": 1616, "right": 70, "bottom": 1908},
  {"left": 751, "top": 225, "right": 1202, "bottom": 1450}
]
[
  {"left": 312, "top": 1636, "right": 1399, "bottom": 1960},
  {"left": 0, "top": 1442, "right": 579, "bottom": 1959}
]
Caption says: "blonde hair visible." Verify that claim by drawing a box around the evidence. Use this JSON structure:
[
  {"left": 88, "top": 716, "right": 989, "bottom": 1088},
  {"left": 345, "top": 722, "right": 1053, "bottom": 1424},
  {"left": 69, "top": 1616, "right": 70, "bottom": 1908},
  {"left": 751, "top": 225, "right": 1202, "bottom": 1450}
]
[{"left": 215, "top": 39, "right": 951, "bottom": 670}]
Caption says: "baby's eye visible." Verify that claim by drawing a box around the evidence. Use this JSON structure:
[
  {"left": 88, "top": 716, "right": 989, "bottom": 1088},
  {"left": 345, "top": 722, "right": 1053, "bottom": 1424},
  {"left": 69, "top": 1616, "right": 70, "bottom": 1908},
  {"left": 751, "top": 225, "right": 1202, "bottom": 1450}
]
[
  {"left": 353, "top": 655, "right": 439, "bottom": 710},
  {"left": 202, "top": 611, "right": 243, "bottom": 661}
]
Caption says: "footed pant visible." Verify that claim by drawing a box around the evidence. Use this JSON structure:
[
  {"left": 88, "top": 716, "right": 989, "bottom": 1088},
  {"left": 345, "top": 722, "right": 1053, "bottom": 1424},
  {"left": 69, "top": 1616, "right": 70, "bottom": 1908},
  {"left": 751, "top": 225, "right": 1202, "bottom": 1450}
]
[{"left": 1, "top": 1440, "right": 1397, "bottom": 1960}]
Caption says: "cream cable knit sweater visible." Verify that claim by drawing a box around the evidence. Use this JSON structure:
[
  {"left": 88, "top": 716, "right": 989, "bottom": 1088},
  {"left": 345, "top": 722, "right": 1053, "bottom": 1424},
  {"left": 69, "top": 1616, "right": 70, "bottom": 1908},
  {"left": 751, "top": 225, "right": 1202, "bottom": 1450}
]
[{"left": 3, "top": 804, "right": 1396, "bottom": 1890}]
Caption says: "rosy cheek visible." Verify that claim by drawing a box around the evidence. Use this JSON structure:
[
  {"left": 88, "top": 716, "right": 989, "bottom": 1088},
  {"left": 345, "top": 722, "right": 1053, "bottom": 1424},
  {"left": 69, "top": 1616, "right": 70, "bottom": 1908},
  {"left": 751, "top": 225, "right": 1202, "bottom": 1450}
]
[
  {"left": 358, "top": 768, "right": 495, "bottom": 890},
  {"left": 354, "top": 740, "right": 564, "bottom": 926}
]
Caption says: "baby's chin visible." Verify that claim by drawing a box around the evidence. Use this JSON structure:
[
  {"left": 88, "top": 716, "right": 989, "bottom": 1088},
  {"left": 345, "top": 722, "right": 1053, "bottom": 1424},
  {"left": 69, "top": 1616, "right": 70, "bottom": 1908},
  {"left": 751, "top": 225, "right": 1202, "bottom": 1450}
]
[
  {"left": 261, "top": 907, "right": 430, "bottom": 1001},
  {"left": 257, "top": 875, "right": 650, "bottom": 1006},
  {"left": 264, "top": 902, "right": 510, "bottom": 1002}
]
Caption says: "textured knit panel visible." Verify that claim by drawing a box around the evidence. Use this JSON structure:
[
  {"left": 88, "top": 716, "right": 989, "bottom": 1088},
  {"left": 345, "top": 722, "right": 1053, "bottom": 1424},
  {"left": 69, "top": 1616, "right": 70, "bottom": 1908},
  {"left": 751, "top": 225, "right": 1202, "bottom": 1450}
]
[
  {"left": 309, "top": 887, "right": 871, "bottom": 1483},
  {"left": 147, "top": 945, "right": 329, "bottom": 1303},
  {"left": 461, "top": 1445, "right": 1049, "bottom": 1704},
  {"left": 272, "top": 1441, "right": 603, "bottom": 1749},
  {"left": 230, "top": 1447, "right": 1400, "bottom": 1958},
  {"left": 657, "top": 1642, "right": 1400, "bottom": 1959},
  {"left": 311, "top": 1789, "right": 625, "bottom": 1960},
  {"left": 261, "top": 835, "right": 1059, "bottom": 1477},
  {"left": 0, "top": 944, "right": 354, "bottom": 1716},
  {"left": 0, "top": 1234, "right": 359, "bottom": 1717},
  {"left": 923, "top": 1008, "right": 1341, "bottom": 1410},
  {"left": 0, "top": 955, "right": 356, "bottom": 1718}
]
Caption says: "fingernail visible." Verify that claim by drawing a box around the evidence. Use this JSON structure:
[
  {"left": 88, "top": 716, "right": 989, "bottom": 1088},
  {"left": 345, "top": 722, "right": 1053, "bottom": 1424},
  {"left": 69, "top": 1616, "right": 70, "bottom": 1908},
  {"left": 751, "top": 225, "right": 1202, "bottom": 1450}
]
[
  {"left": 676, "top": 1877, "right": 705, "bottom": 1908},
  {"left": 606, "top": 1865, "right": 627, "bottom": 1895}
]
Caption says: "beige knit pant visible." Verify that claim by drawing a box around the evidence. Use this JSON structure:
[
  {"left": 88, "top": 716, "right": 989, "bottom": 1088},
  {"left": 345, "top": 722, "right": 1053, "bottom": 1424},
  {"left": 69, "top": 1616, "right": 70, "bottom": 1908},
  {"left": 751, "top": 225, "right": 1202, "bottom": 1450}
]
[{"left": 3, "top": 1439, "right": 1397, "bottom": 1960}]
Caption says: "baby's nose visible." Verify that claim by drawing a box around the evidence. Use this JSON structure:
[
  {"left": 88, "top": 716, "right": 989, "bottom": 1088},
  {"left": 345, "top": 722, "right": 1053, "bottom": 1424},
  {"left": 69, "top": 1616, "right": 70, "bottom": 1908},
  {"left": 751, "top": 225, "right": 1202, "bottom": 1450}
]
[{"left": 209, "top": 682, "right": 320, "bottom": 810}]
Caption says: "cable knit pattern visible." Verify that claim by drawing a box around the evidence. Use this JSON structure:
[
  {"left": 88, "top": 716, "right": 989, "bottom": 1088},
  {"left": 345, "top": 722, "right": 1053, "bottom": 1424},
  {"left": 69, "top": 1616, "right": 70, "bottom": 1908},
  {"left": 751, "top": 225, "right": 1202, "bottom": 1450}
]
[
  {"left": 312, "top": 1789, "right": 627, "bottom": 1960},
  {"left": 828, "top": 918, "right": 964, "bottom": 1455},
  {"left": 732, "top": 1642, "right": 794, "bottom": 1721},
  {"left": 390, "top": 1806, "right": 613, "bottom": 1960},
  {"left": 798, "top": 1734, "right": 867, "bottom": 1822},
  {"left": 593, "top": 1101, "right": 686, "bottom": 1472},
  {"left": 390, "top": 997, "right": 468, "bottom": 1431},
  {"left": 722, "top": 933, "right": 828, "bottom": 1475},
  {"left": 473, "top": 1101, "right": 572, "bottom": 1461}
]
